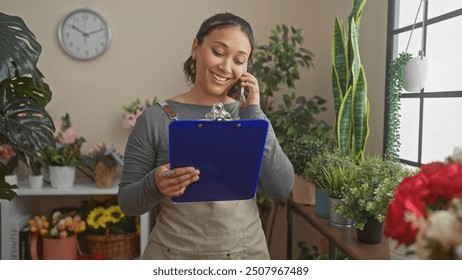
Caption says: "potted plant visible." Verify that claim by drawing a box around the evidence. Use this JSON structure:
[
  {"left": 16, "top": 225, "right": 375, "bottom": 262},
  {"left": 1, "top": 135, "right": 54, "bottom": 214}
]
[
  {"left": 28, "top": 157, "right": 44, "bottom": 189},
  {"left": 305, "top": 148, "right": 359, "bottom": 227},
  {"left": 0, "top": 12, "right": 55, "bottom": 200},
  {"left": 331, "top": 0, "right": 369, "bottom": 162},
  {"left": 82, "top": 142, "right": 123, "bottom": 188},
  {"left": 335, "top": 154, "right": 415, "bottom": 244},
  {"left": 42, "top": 113, "right": 85, "bottom": 189},
  {"left": 284, "top": 136, "right": 329, "bottom": 205},
  {"left": 80, "top": 197, "right": 139, "bottom": 260},
  {"left": 29, "top": 209, "right": 86, "bottom": 260},
  {"left": 384, "top": 52, "right": 412, "bottom": 161}
]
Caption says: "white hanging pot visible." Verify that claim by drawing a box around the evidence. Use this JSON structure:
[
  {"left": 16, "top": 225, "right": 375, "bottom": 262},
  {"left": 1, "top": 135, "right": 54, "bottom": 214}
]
[{"left": 403, "top": 55, "right": 429, "bottom": 92}]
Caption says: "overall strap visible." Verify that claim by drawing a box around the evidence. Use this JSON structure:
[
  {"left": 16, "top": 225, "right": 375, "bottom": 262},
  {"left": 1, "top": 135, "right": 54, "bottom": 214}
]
[{"left": 157, "top": 100, "right": 178, "bottom": 120}]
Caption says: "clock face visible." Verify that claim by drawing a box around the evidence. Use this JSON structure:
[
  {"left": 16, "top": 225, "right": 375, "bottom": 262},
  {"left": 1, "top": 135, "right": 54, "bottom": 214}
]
[{"left": 58, "top": 9, "right": 111, "bottom": 60}]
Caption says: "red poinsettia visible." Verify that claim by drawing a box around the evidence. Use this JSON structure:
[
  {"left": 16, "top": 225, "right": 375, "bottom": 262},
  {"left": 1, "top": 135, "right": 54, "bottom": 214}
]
[{"left": 384, "top": 161, "right": 462, "bottom": 246}]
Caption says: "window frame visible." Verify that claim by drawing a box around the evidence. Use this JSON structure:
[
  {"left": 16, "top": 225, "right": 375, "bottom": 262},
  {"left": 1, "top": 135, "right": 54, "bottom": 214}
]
[{"left": 384, "top": 0, "right": 462, "bottom": 167}]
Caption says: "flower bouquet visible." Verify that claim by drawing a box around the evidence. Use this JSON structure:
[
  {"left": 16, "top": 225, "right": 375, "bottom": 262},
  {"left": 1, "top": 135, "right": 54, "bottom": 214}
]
[
  {"left": 29, "top": 209, "right": 86, "bottom": 239},
  {"left": 28, "top": 209, "right": 86, "bottom": 260},
  {"left": 384, "top": 147, "right": 462, "bottom": 259},
  {"left": 80, "top": 197, "right": 140, "bottom": 259},
  {"left": 82, "top": 143, "right": 123, "bottom": 188},
  {"left": 122, "top": 97, "right": 157, "bottom": 129}
]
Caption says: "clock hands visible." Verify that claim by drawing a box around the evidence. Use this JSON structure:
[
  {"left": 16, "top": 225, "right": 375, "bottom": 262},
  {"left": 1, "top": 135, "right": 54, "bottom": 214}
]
[
  {"left": 71, "top": 24, "right": 89, "bottom": 37},
  {"left": 72, "top": 24, "right": 106, "bottom": 38},
  {"left": 86, "top": 28, "right": 106, "bottom": 36}
]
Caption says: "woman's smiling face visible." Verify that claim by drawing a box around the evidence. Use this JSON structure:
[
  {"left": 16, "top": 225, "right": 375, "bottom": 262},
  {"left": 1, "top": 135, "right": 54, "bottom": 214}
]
[{"left": 192, "top": 26, "right": 252, "bottom": 99}]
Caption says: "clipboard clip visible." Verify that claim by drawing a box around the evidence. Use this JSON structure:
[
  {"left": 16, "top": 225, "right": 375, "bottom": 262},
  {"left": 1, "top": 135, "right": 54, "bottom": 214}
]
[{"left": 205, "top": 102, "right": 232, "bottom": 121}]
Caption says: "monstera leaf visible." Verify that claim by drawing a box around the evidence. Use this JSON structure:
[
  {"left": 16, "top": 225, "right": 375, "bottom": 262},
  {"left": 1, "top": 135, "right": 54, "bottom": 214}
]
[
  {"left": 0, "top": 12, "right": 55, "bottom": 201},
  {"left": 0, "top": 86, "right": 55, "bottom": 153},
  {"left": 0, "top": 12, "right": 42, "bottom": 84}
]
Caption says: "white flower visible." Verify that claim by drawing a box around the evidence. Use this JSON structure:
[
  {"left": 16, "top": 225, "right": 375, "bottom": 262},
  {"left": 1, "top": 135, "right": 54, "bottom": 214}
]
[{"left": 452, "top": 146, "right": 462, "bottom": 163}]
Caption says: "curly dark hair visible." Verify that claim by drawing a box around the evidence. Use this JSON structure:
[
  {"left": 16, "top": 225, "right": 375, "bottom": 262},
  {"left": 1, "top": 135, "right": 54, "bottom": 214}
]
[{"left": 183, "top": 12, "right": 255, "bottom": 95}]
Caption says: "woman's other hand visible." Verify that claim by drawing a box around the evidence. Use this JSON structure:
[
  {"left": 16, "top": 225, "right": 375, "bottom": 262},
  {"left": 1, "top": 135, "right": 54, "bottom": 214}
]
[{"left": 155, "top": 164, "right": 200, "bottom": 197}]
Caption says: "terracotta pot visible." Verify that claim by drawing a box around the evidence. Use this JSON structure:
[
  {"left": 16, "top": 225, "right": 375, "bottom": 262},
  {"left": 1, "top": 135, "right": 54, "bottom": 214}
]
[{"left": 291, "top": 175, "right": 316, "bottom": 205}]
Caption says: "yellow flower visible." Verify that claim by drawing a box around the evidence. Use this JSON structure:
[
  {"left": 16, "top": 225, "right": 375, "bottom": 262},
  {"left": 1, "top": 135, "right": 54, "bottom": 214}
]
[
  {"left": 86, "top": 207, "right": 108, "bottom": 229},
  {"left": 106, "top": 205, "right": 125, "bottom": 224}
]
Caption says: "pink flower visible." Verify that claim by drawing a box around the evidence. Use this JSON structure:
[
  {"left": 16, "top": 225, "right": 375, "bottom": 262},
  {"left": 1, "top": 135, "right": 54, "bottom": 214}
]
[
  {"left": 60, "top": 127, "right": 79, "bottom": 144},
  {"left": 0, "top": 144, "right": 15, "bottom": 160}
]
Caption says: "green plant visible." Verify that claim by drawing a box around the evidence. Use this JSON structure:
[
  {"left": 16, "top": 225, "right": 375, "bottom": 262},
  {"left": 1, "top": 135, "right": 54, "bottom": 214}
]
[
  {"left": 249, "top": 24, "right": 314, "bottom": 114},
  {"left": 284, "top": 136, "right": 328, "bottom": 176},
  {"left": 29, "top": 157, "right": 43, "bottom": 176},
  {"left": 335, "top": 154, "right": 415, "bottom": 230},
  {"left": 385, "top": 52, "right": 412, "bottom": 161},
  {"left": 269, "top": 92, "right": 333, "bottom": 154},
  {"left": 306, "top": 148, "right": 359, "bottom": 199},
  {"left": 331, "top": 0, "right": 369, "bottom": 161},
  {"left": 42, "top": 113, "right": 85, "bottom": 167},
  {"left": 0, "top": 12, "right": 55, "bottom": 201}
]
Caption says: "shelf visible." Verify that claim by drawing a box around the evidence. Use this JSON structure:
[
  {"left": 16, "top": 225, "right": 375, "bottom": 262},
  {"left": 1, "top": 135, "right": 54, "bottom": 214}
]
[
  {"left": 15, "top": 177, "right": 119, "bottom": 196},
  {"left": 287, "top": 197, "right": 390, "bottom": 260}
]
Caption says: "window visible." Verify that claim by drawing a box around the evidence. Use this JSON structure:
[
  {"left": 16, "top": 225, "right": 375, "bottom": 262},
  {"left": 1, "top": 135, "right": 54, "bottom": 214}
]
[{"left": 385, "top": 0, "right": 462, "bottom": 167}]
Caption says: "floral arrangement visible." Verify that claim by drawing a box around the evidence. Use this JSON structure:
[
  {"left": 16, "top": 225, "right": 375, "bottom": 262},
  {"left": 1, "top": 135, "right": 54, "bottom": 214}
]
[
  {"left": 384, "top": 147, "right": 462, "bottom": 259},
  {"left": 0, "top": 143, "right": 18, "bottom": 176},
  {"left": 42, "top": 113, "right": 86, "bottom": 166},
  {"left": 122, "top": 97, "right": 157, "bottom": 129},
  {"left": 29, "top": 209, "right": 86, "bottom": 239},
  {"left": 83, "top": 143, "right": 123, "bottom": 169},
  {"left": 80, "top": 197, "right": 139, "bottom": 236}
]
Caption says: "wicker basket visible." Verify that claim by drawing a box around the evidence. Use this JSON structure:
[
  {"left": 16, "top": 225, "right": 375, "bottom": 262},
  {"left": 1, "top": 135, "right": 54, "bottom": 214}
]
[{"left": 85, "top": 232, "right": 140, "bottom": 260}]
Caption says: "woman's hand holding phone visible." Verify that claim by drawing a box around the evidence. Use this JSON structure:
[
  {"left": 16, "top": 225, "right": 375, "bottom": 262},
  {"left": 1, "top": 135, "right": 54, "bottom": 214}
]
[{"left": 240, "top": 71, "right": 260, "bottom": 108}]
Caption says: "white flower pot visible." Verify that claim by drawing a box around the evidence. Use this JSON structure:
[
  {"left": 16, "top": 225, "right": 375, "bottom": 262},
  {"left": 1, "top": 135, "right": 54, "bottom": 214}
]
[
  {"left": 28, "top": 174, "right": 44, "bottom": 189},
  {"left": 403, "top": 55, "right": 429, "bottom": 92},
  {"left": 4, "top": 174, "right": 18, "bottom": 185},
  {"left": 49, "top": 166, "right": 76, "bottom": 189}
]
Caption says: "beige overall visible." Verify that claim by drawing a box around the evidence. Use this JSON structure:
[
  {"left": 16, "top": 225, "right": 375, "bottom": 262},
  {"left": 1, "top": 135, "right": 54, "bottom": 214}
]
[{"left": 142, "top": 197, "right": 269, "bottom": 259}]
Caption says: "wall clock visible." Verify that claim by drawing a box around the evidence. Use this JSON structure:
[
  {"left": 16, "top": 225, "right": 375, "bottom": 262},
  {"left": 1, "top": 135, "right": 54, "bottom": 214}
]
[{"left": 58, "top": 9, "right": 112, "bottom": 60}]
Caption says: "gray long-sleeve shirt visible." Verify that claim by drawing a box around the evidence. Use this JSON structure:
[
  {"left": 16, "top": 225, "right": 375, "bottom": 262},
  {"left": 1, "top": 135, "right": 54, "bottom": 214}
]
[{"left": 118, "top": 100, "right": 294, "bottom": 216}]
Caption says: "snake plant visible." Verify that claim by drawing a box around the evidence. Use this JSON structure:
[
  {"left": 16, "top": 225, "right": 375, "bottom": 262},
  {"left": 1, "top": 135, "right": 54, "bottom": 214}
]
[
  {"left": 0, "top": 12, "right": 55, "bottom": 201},
  {"left": 331, "top": 0, "right": 369, "bottom": 162}
]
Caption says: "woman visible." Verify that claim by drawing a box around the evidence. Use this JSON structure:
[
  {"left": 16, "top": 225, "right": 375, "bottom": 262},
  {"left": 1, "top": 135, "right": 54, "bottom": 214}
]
[{"left": 118, "top": 12, "right": 294, "bottom": 259}]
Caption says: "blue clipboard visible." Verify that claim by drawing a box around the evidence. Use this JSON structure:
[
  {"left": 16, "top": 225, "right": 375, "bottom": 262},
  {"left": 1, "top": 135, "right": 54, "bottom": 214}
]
[{"left": 169, "top": 119, "right": 269, "bottom": 203}]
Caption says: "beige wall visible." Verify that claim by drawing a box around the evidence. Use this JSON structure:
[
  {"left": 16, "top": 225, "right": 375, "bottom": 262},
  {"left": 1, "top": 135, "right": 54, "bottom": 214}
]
[
  {"left": 2, "top": 0, "right": 388, "bottom": 258},
  {"left": 1, "top": 0, "right": 387, "bottom": 155}
]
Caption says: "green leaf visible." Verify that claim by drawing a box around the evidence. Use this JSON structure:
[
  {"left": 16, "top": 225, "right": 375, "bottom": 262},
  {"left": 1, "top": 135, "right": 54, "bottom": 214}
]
[{"left": 0, "top": 12, "right": 42, "bottom": 84}]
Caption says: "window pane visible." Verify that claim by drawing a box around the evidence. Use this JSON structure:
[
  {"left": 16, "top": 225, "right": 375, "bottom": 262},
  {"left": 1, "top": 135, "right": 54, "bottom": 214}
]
[
  {"left": 395, "top": 0, "right": 425, "bottom": 28},
  {"left": 421, "top": 98, "right": 462, "bottom": 163},
  {"left": 425, "top": 15, "right": 462, "bottom": 92},
  {"left": 392, "top": 29, "right": 423, "bottom": 59},
  {"left": 428, "top": 0, "right": 462, "bottom": 19},
  {"left": 399, "top": 98, "right": 420, "bottom": 162}
]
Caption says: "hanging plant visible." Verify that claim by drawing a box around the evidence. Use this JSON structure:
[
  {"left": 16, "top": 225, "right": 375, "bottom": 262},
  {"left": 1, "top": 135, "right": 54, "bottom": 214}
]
[{"left": 385, "top": 52, "right": 412, "bottom": 161}]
